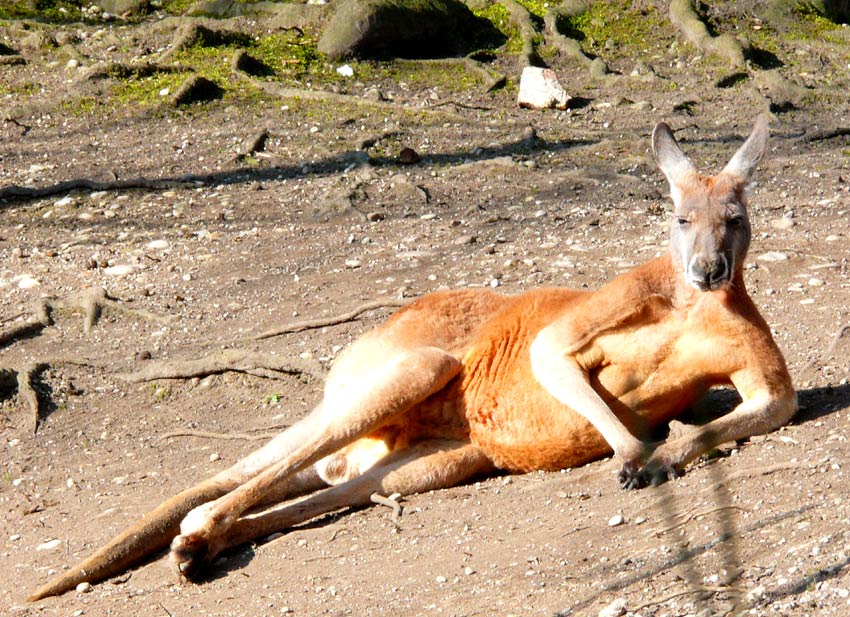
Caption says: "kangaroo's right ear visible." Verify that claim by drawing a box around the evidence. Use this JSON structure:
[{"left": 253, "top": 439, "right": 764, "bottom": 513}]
[
  {"left": 652, "top": 123, "right": 696, "bottom": 208},
  {"left": 652, "top": 122, "right": 696, "bottom": 195}
]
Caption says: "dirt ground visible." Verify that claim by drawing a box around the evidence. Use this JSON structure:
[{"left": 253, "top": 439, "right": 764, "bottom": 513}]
[{"left": 2, "top": 3, "right": 850, "bottom": 616}]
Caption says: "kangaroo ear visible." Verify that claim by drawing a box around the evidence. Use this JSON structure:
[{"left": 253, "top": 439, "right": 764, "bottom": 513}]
[
  {"left": 652, "top": 122, "right": 695, "bottom": 205},
  {"left": 722, "top": 115, "right": 769, "bottom": 181}
]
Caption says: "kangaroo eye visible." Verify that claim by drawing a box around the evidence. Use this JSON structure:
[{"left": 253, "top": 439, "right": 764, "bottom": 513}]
[
  {"left": 727, "top": 216, "right": 744, "bottom": 227},
  {"left": 676, "top": 217, "right": 689, "bottom": 227}
]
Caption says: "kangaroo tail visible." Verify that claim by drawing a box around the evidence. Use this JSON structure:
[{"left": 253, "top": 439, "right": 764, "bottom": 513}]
[{"left": 28, "top": 480, "right": 227, "bottom": 601}]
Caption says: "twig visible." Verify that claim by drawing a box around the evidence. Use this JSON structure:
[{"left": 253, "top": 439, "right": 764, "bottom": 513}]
[
  {"left": 370, "top": 492, "right": 402, "bottom": 522},
  {"left": 631, "top": 584, "right": 736, "bottom": 612},
  {"left": 705, "top": 462, "right": 799, "bottom": 491},
  {"left": 117, "top": 349, "right": 325, "bottom": 383},
  {"left": 252, "top": 299, "right": 409, "bottom": 340},
  {"left": 795, "top": 324, "right": 849, "bottom": 380},
  {"left": 650, "top": 505, "right": 748, "bottom": 537},
  {"left": 160, "top": 429, "right": 274, "bottom": 442}
]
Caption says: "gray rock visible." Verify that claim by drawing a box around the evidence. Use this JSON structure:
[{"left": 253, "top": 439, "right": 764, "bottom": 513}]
[
  {"left": 317, "top": 0, "right": 504, "bottom": 61},
  {"left": 96, "top": 0, "right": 152, "bottom": 16}
]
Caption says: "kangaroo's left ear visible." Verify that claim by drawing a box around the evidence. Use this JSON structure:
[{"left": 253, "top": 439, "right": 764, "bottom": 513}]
[{"left": 722, "top": 115, "right": 770, "bottom": 182}]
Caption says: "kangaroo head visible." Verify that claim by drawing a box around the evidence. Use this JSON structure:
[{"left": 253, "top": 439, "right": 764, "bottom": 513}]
[{"left": 652, "top": 116, "right": 769, "bottom": 292}]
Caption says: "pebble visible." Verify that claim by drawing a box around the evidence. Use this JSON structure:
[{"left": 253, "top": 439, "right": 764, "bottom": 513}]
[
  {"left": 598, "top": 597, "right": 627, "bottom": 617},
  {"left": 76, "top": 581, "right": 92, "bottom": 593},
  {"left": 344, "top": 259, "right": 361, "bottom": 269},
  {"left": 147, "top": 239, "right": 169, "bottom": 250},
  {"left": 435, "top": 575, "right": 447, "bottom": 583},
  {"left": 36, "top": 539, "right": 62, "bottom": 551},
  {"left": 771, "top": 216, "right": 795, "bottom": 230},
  {"left": 103, "top": 264, "right": 140, "bottom": 277},
  {"left": 17, "top": 275, "right": 40, "bottom": 289},
  {"left": 209, "top": 452, "right": 220, "bottom": 462},
  {"left": 757, "top": 251, "right": 789, "bottom": 262},
  {"left": 608, "top": 514, "right": 625, "bottom": 527}
]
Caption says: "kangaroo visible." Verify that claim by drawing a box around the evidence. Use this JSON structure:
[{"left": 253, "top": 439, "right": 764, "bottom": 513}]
[{"left": 28, "top": 117, "right": 796, "bottom": 601}]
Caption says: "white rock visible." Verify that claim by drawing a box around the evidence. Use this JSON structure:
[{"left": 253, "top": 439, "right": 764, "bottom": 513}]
[
  {"left": 103, "top": 264, "right": 140, "bottom": 277},
  {"left": 757, "top": 251, "right": 789, "bottom": 262},
  {"left": 344, "top": 259, "right": 361, "bottom": 269},
  {"left": 16, "top": 275, "right": 40, "bottom": 289},
  {"left": 76, "top": 581, "right": 92, "bottom": 593},
  {"left": 146, "top": 239, "right": 169, "bottom": 250},
  {"left": 598, "top": 597, "right": 628, "bottom": 617},
  {"left": 336, "top": 64, "right": 354, "bottom": 77},
  {"left": 517, "top": 66, "right": 571, "bottom": 110},
  {"left": 771, "top": 216, "right": 794, "bottom": 230},
  {"left": 608, "top": 514, "right": 625, "bottom": 527},
  {"left": 36, "top": 539, "right": 62, "bottom": 551}
]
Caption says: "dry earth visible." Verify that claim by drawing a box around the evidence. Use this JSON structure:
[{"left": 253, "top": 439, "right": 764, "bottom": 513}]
[{"left": 2, "top": 3, "right": 850, "bottom": 616}]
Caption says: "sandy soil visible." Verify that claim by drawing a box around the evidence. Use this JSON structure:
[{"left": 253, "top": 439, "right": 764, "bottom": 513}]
[{"left": 2, "top": 4, "right": 850, "bottom": 616}]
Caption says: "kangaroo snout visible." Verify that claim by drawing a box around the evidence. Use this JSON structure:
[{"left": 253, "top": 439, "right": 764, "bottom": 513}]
[{"left": 688, "top": 253, "right": 729, "bottom": 291}]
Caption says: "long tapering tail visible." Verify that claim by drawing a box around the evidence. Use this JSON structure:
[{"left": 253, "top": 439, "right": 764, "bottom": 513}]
[{"left": 28, "top": 480, "right": 228, "bottom": 601}]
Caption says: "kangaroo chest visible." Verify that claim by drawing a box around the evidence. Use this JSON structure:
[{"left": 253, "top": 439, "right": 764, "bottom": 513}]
[{"left": 453, "top": 298, "right": 738, "bottom": 472}]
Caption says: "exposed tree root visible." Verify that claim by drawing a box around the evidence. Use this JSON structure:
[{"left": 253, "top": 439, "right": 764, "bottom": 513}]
[
  {"left": 544, "top": 3, "right": 610, "bottom": 77},
  {"left": 252, "top": 298, "right": 409, "bottom": 340},
  {"left": 0, "top": 362, "right": 47, "bottom": 433},
  {"left": 669, "top": 0, "right": 746, "bottom": 68},
  {"left": 0, "top": 175, "right": 201, "bottom": 202},
  {"left": 499, "top": 0, "right": 542, "bottom": 67},
  {"left": 117, "top": 349, "right": 325, "bottom": 383},
  {"left": 159, "top": 21, "right": 251, "bottom": 63},
  {"left": 0, "top": 286, "right": 169, "bottom": 348}
]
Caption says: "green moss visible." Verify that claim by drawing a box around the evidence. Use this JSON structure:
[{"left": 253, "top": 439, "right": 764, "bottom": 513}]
[
  {"left": 472, "top": 2, "right": 522, "bottom": 53},
  {"left": 0, "top": 0, "right": 83, "bottom": 20},
  {"left": 562, "top": 0, "right": 670, "bottom": 58}
]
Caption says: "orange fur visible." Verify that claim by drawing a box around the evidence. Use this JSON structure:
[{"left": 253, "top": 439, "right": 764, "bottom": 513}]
[{"left": 28, "top": 117, "right": 796, "bottom": 602}]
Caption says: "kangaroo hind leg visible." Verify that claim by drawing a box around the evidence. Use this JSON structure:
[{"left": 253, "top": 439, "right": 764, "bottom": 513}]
[
  {"left": 216, "top": 440, "right": 495, "bottom": 552},
  {"left": 170, "top": 346, "right": 461, "bottom": 580}
]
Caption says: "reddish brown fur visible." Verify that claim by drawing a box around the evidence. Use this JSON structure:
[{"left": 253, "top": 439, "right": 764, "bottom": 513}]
[{"left": 28, "top": 118, "right": 796, "bottom": 602}]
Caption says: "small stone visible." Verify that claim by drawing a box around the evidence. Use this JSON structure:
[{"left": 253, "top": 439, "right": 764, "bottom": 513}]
[
  {"left": 608, "top": 514, "right": 625, "bottom": 527},
  {"left": 344, "top": 259, "right": 361, "bottom": 269},
  {"left": 435, "top": 575, "right": 447, "bottom": 583},
  {"left": 771, "top": 216, "right": 795, "bottom": 230},
  {"left": 76, "top": 581, "right": 92, "bottom": 593},
  {"left": 66, "top": 58, "right": 79, "bottom": 69},
  {"left": 17, "top": 275, "right": 40, "bottom": 289},
  {"left": 209, "top": 452, "right": 220, "bottom": 462},
  {"left": 464, "top": 566, "right": 475, "bottom": 576},
  {"left": 757, "top": 251, "right": 789, "bottom": 262},
  {"left": 366, "top": 211, "right": 384, "bottom": 222},
  {"left": 399, "top": 147, "right": 420, "bottom": 165},
  {"left": 36, "top": 539, "right": 62, "bottom": 551},
  {"left": 103, "top": 264, "right": 140, "bottom": 277},
  {"left": 336, "top": 64, "right": 354, "bottom": 77},
  {"left": 807, "top": 277, "right": 824, "bottom": 287},
  {"left": 598, "top": 597, "right": 627, "bottom": 617},
  {"left": 146, "top": 239, "right": 169, "bottom": 250}
]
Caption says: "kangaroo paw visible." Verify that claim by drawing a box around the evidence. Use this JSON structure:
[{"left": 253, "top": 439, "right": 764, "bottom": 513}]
[
  {"left": 170, "top": 533, "right": 215, "bottom": 581},
  {"left": 618, "top": 460, "right": 681, "bottom": 490}
]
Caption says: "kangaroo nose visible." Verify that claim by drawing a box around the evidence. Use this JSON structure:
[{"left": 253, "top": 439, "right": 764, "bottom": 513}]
[{"left": 691, "top": 255, "right": 729, "bottom": 289}]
